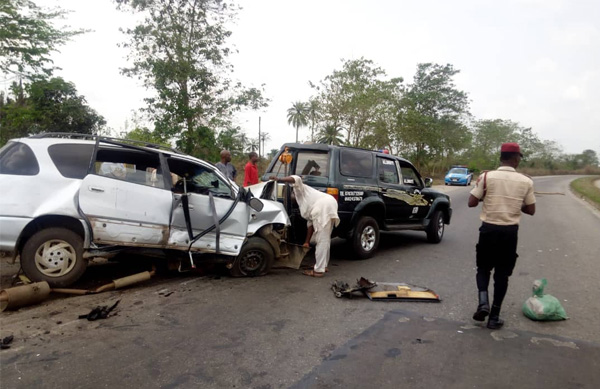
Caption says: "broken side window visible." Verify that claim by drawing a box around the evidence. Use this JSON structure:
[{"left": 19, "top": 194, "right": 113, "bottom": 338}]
[
  {"left": 95, "top": 148, "right": 165, "bottom": 189},
  {"left": 167, "top": 158, "right": 233, "bottom": 198}
]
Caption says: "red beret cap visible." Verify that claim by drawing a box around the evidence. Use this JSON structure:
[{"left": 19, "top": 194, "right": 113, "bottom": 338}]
[{"left": 500, "top": 142, "right": 523, "bottom": 156}]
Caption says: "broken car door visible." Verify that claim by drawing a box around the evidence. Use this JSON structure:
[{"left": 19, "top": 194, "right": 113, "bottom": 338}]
[
  {"left": 78, "top": 147, "right": 172, "bottom": 246},
  {"left": 167, "top": 157, "right": 249, "bottom": 256}
]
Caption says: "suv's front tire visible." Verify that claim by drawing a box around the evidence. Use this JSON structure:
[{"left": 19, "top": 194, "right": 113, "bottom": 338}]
[
  {"left": 352, "top": 216, "right": 380, "bottom": 259},
  {"left": 21, "top": 228, "right": 87, "bottom": 287},
  {"left": 426, "top": 210, "right": 445, "bottom": 243}
]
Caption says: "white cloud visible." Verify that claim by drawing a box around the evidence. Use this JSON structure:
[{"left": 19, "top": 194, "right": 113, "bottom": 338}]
[{"left": 551, "top": 23, "right": 600, "bottom": 46}]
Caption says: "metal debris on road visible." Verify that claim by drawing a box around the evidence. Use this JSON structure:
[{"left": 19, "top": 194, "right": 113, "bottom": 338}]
[
  {"left": 78, "top": 300, "right": 120, "bottom": 321},
  {"left": 1, "top": 335, "right": 14, "bottom": 350},
  {"left": 331, "top": 277, "right": 442, "bottom": 302},
  {"left": 331, "top": 277, "right": 377, "bottom": 298}
]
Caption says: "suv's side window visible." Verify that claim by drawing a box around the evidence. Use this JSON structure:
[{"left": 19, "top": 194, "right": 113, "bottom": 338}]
[
  {"left": 0, "top": 142, "right": 39, "bottom": 176},
  {"left": 95, "top": 148, "right": 165, "bottom": 189},
  {"left": 377, "top": 157, "right": 399, "bottom": 184},
  {"left": 400, "top": 162, "right": 423, "bottom": 187},
  {"left": 295, "top": 152, "right": 329, "bottom": 178},
  {"left": 340, "top": 149, "right": 373, "bottom": 178},
  {"left": 168, "top": 158, "right": 232, "bottom": 198},
  {"left": 48, "top": 144, "right": 94, "bottom": 179}
]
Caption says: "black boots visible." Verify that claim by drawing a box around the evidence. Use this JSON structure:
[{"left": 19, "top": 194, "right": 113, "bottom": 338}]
[
  {"left": 487, "top": 304, "right": 504, "bottom": 329},
  {"left": 473, "top": 291, "right": 490, "bottom": 321}
]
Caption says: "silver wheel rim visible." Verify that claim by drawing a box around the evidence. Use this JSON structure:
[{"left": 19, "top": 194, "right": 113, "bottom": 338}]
[
  {"left": 360, "top": 226, "right": 376, "bottom": 251},
  {"left": 437, "top": 216, "right": 444, "bottom": 239},
  {"left": 34, "top": 239, "right": 77, "bottom": 277}
]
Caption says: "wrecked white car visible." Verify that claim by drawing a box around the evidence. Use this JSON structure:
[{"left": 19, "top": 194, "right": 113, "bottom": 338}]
[{"left": 0, "top": 134, "right": 303, "bottom": 287}]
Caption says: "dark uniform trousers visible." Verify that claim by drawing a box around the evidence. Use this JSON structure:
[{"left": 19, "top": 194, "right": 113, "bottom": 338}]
[{"left": 476, "top": 222, "right": 519, "bottom": 307}]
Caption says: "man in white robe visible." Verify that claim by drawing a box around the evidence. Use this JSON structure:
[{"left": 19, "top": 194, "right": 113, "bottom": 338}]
[{"left": 271, "top": 175, "right": 339, "bottom": 277}]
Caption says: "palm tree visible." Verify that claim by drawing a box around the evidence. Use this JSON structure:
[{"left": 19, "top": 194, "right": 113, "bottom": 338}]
[
  {"left": 246, "top": 137, "right": 259, "bottom": 153},
  {"left": 317, "top": 124, "right": 344, "bottom": 145},
  {"left": 306, "top": 99, "right": 320, "bottom": 142},
  {"left": 259, "top": 132, "right": 270, "bottom": 157},
  {"left": 287, "top": 101, "right": 308, "bottom": 143}
]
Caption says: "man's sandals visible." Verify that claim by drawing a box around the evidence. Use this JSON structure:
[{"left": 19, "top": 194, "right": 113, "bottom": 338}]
[{"left": 302, "top": 269, "right": 325, "bottom": 278}]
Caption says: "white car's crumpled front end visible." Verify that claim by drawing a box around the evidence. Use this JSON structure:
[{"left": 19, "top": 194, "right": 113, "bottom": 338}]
[{"left": 245, "top": 181, "right": 289, "bottom": 235}]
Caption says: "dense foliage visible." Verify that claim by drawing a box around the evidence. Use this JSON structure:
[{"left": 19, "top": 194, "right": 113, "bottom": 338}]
[
  {"left": 0, "top": 0, "right": 85, "bottom": 78},
  {"left": 115, "top": 0, "right": 268, "bottom": 160},
  {"left": 0, "top": 77, "right": 106, "bottom": 144},
  {"left": 291, "top": 58, "right": 599, "bottom": 174}
]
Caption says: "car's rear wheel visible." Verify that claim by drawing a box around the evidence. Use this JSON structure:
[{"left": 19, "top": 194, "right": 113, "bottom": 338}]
[
  {"left": 426, "top": 210, "right": 445, "bottom": 243},
  {"left": 230, "top": 237, "right": 274, "bottom": 277},
  {"left": 21, "top": 228, "right": 87, "bottom": 287},
  {"left": 352, "top": 216, "right": 380, "bottom": 259}
]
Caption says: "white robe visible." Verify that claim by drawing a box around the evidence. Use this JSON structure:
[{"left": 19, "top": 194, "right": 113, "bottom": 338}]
[{"left": 290, "top": 176, "right": 340, "bottom": 272}]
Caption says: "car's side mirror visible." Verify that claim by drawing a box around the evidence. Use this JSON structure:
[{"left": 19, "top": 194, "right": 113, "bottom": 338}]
[
  {"left": 424, "top": 177, "right": 433, "bottom": 188},
  {"left": 249, "top": 197, "right": 264, "bottom": 212}
]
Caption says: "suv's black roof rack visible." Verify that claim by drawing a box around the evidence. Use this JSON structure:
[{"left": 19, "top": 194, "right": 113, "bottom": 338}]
[
  {"left": 29, "top": 132, "right": 182, "bottom": 154},
  {"left": 281, "top": 142, "right": 410, "bottom": 162}
]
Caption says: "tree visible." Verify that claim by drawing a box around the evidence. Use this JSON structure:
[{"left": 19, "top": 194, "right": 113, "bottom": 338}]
[
  {"left": 397, "top": 63, "right": 470, "bottom": 170},
  {"left": 259, "top": 131, "right": 270, "bottom": 157},
  {"left": 0, "top": 77, "right": 105, "bottom": 145},
  {"left": 317, "top": 124, "right": 344, "bottom": 145},
  {"left": 246, "top": 137, "right": 259, "bottom": 153},
  {"left": 306, "top": 98, "right": 320, "bottom": 142},
  {"left": 309, "top": 58, "right": 403, "bottom": 148},
  {"left": 115, "top": 0, "right": 268, "bottom": 157},
  {"left": 469, "top": 119, "right": 519, "bottom": 170},
  {"left": 216, "top": 127, "right": 244, "bottom": 155},
  {"left": 0, "top": 0, "right": 86, "bottom": 78},
  {"left": 287, "top": 101, "right": 308, "bottom": 142}
]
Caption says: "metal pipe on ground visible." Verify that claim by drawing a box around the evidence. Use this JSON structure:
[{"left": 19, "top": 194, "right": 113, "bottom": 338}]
[{"left": 0, "top": 270, "right": 156, "bottom": 312}]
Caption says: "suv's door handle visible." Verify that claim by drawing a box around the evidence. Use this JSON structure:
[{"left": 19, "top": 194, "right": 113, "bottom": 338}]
[
  {"left": 89, "top": 186, "right": 105, "bottom": 193},
  {"left": 179, "top": 204, "right": 194, "bottom": 210}
]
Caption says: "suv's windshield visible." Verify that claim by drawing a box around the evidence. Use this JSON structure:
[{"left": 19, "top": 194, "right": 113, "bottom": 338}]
[
  {"left": 268, "top": 151, "right": 329, "bottom": 180},
  {"left": 449, "top": 168, "right": 468, "bottom": 175}
]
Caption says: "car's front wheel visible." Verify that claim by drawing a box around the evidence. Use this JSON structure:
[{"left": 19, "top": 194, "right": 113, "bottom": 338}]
[
  {"left": 352, "top": 216, "right": 380, "bottom": 259},
  {"left": 21, "top": 228, "right": 87, "bottom": 287},
  {"left": 230, "top": 237, "right": 274, "bottom": 277},
  {"left": 426, "top": 210, "right": 445, "bottom": 243}
]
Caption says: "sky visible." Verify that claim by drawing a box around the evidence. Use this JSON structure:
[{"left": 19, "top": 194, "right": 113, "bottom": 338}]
[{"left": 17, "top": 0, "right": 600, "bottom": 156}]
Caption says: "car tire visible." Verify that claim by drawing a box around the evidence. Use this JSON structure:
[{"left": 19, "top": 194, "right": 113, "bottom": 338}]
[
  {"left": 21, "top": 228, "right": 87, "bottom": 287},
  {"left": 352, "top": 216, "right": 380, "bottom": 259},
  {"left": 230, "top": 237, "right": 274, "bottom": 277},
  {"left": 426, "top": 210, "right": 445, "bottom": 243}
]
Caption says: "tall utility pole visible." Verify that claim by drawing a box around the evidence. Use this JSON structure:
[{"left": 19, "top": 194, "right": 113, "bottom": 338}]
[{"left": 258, "top": 116, "right": 261, "bottom": 158}]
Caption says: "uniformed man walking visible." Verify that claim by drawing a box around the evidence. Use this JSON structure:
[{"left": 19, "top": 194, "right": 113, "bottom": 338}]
[{"left": 468, "top": 142, "right": 536, "bottom": 329}]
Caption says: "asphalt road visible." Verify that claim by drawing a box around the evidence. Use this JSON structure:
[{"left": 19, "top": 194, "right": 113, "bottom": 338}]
[{"left": 1, "top": 175, "right": 599, "bottom": 388}]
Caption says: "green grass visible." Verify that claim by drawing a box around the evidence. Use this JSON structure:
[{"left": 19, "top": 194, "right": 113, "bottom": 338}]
[{"left": 570, "top": 176, "right": 600, "bottom": 210}]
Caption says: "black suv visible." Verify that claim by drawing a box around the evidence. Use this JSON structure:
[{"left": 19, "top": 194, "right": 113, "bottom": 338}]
[{"left": 262, "top": 143, "right": 452, "bottom": 258}]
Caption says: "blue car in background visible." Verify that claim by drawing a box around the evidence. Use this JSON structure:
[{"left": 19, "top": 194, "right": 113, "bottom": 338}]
[{"left": 444, "top": 166, "right": 473, "bottom": 186}]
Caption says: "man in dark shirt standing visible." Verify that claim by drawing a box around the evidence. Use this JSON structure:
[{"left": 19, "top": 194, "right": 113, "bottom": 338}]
[
  {"left": 243, "top": 152, "right": 259, "bottom": 187},
  {"left": 468, "top": 142, "right": 536, "bottom": 329},
  {"left": 215, "top": 149, "right": 236, "bottom": 181}
]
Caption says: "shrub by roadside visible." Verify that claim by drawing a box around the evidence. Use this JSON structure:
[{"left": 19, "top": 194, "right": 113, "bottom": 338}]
[{"left": 570, "top": 176, "right": 600, "bottom": 211}]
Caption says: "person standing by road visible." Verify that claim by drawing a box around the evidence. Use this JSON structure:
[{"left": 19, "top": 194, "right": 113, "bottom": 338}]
[
  {"left": 270, "top": 175, "right": 340, "bottom": 277},
  {"left": 468, "top": 142, "right": 536, "bottom": 329},
  {"left": 243, "top": 151, "right": 259, "bottom": 187},
  {"left": 215, "top": 149, "right": 237, "bottom": 181}
]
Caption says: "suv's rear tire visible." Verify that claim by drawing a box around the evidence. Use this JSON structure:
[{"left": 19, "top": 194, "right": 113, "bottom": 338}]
[
  {"left": 230, "top": 237, "right": 274, "bottom": 277},
  {"left": 352, "top": 216, "right": 379, "bottom": 259},
  {"left": 21, "top": 228, "right": 87, "bottom": 287},
  {"left": 426, "top": 210, "right": 445, "bottom": 243}
]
